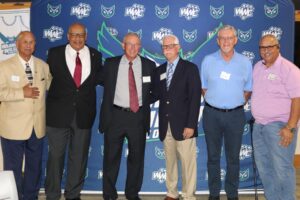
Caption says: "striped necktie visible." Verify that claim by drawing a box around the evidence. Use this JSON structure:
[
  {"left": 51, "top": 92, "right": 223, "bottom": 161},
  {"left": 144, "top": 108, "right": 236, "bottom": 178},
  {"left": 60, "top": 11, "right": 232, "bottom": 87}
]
[
  {"left": 25, "top": 63, "right": 33, "bottom": 85},
  {"left": 166, "top": 63, "right": 174, "bottom": 90}
]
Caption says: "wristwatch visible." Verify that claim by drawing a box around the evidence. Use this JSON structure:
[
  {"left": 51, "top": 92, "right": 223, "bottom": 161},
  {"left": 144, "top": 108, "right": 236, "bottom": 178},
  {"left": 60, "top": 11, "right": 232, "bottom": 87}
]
[{"left": 285, "top": 124, "right": 296, "bottom": 133}]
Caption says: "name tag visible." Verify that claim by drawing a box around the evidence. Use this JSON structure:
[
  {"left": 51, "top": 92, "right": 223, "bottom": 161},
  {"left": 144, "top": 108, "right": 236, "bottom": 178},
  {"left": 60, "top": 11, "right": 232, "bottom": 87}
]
[
  {"left": 160, "top": 72, "right": 166, "bottom": 80},
  {"left": 220, "top": 71, "right": 231, "bottom": 80},
  {"left": 267, "top": 73, "right": 277, "bottom": 80},
  {"left": 143, "top": 76, "right": 151, "bottom": 83},
  {"left": 11, "top": 75, "right": 20, "bottom": 82}
]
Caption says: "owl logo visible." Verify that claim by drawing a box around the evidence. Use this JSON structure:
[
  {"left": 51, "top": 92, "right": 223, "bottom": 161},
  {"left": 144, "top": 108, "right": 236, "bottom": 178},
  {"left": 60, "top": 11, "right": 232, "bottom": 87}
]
[
  {"left": 128, "top": 29, "right": 142, "bottom": 39},
  {"left": 239, "top": 169, "right": 250, "bottom": 181},
  {"left": 183, "top": 29, "right": 197, "bottom": 43},
  {"left": 238, "top": 29, "right": 252, "bottom": 43},
  {"left": 47, "top": 4, "right": 61, "bottom": 17},
  {"left": 101, "top": 5, "right": 115, "bottom": 18},
  {"left": 155, "top": 5, "right": 169, "bottom": 19},
  {"left": 210, "top": 5, "right": 224, "bottom": 19},
  {"left": 154, "top": 146, "right": 165, "bottom": 159},
  {"left": 264, "top": 4, "right": 279, "bottom": 18}
]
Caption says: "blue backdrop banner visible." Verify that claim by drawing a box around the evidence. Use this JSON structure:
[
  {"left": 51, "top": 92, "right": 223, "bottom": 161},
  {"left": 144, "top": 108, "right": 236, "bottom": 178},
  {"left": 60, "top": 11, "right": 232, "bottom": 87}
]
[{"left": 30, "top": 0, "right": 294, "bottom": 193}]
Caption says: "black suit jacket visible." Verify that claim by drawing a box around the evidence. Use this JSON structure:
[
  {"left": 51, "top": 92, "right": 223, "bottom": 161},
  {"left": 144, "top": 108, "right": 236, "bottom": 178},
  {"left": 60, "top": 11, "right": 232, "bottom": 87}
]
[
  {"left": 155, "top": 58, "right": 201, "bottom": 141},
  {"left": 46, "top": 45, "right": 102, "bottom": 129},
  {"left": 99, "top": 55, "right": 156, "bottom": 134}
]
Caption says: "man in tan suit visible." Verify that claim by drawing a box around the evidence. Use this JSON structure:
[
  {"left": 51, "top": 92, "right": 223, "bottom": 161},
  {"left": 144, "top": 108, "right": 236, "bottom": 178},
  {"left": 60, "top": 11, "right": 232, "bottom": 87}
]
[{"left": 0, "top": 31, "right": 51, "bottom": 200}]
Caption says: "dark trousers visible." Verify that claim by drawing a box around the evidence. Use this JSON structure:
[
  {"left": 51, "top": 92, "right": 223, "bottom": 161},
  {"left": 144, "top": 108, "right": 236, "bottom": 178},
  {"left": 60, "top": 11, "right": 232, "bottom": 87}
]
[
  {"left": 203, "top": 106, "right": 245, "bottom": 198},
  {"left": 44, "top": 115, "right": 91, "bottom": 200},
  {"left": 1, "top": 131, "right": 43, "bottom": 200},
  {"left": 103, "top": 107, "right": 146, "bottom": 200}
]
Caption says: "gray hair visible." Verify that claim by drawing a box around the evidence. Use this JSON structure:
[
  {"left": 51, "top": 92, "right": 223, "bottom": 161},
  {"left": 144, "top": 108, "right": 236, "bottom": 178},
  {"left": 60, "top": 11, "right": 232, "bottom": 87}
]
[
  {"left": 260, "top": 34, "right": 279, "bottom": 46},
  {"left": 123, "top": 32, "right": 141, "bottom": 43},
  {"left": 218, "top": 25, "right": 237, "bottom": 37},
  {"left": 162, "top": 34, "right": 180, "bottom": 45}
]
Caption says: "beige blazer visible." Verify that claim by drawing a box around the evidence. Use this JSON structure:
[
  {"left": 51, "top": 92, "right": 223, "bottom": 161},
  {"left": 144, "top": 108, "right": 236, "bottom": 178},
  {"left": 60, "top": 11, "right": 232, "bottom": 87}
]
[{"left": 0, "top": 54, "right": 52, "bottom": 140}]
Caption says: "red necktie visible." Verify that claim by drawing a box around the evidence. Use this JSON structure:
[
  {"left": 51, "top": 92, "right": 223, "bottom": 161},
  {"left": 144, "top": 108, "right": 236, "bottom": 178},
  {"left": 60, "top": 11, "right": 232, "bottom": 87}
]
[
  {"left": 74, "top": 52, "right": 82, "bottom": 88},
  {"left": 128, "top": 61, "right": 139, "bottom": 113}
]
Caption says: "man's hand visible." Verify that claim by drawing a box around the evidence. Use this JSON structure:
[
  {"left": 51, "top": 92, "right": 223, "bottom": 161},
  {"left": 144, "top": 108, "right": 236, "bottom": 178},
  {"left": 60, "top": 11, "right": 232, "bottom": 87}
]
[
  {"left": 279, "top": 127, "right": 294, "bottom": 147},
  {"left": 23, "top": 83, "right": 40, "bottom": 99},
  {"left": 183, "top": 128, "right": 194, "bottom": 139}
]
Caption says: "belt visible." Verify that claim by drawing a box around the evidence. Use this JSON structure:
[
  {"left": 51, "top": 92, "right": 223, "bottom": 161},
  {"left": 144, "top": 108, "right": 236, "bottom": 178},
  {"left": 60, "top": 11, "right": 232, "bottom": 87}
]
[
  {"left": 205, "top": 102, "right": 243, "bottom": 112},
  {"left": 113, "top": 104, "right": 142, "bottom": 112}
]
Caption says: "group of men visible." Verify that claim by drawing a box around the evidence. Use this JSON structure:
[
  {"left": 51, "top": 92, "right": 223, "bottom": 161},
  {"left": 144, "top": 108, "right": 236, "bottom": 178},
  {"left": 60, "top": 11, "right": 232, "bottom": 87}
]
[{"left": 0, "top": 22, "right": 299, "bottom": 200}]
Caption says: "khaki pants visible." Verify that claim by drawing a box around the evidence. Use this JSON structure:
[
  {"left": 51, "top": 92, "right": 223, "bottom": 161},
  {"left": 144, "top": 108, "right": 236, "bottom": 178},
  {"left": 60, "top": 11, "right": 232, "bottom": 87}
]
[{"left": 163, "top": 124, "right": 197, "bottom": 200}]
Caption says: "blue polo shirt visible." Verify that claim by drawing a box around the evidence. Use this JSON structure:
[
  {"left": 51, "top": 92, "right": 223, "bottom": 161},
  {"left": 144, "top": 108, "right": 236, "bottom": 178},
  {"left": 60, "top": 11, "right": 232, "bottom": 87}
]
[{"left": 201, "top": 50, "right": 252, "bottom": 109}]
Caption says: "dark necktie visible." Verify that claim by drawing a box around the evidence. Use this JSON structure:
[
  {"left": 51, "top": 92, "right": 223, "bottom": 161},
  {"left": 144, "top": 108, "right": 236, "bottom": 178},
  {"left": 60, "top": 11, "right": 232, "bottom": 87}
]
[
  {"left": 128, "top": 61, "right": 139, "bottom": 113},
  {"left": 25, "top": 63, "right": 33, "bottom": 85},
  {"left": 74, "top": 52, "right": 82, "bottom": 88}
]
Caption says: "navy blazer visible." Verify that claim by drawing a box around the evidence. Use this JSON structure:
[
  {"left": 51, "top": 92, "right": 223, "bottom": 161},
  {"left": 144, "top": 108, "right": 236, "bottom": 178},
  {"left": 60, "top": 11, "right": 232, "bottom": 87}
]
[
  {"left": 155, "top": 58, "right": 201, "bottom": 141},
  {"left": 99, "top": 55, "right": 156, "bottom": 134},
  {"left": 46, "top": 45, "right": 102, "bottom": 129}
]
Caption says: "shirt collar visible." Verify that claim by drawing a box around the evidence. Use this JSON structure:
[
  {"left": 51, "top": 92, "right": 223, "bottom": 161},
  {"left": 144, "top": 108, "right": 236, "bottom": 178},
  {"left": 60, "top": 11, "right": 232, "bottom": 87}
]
[
  {"left": 168, "top": 56, "right": 180, "bottom": 67},
  {"left": 217, "top": 49, "right": 237, "bottom": 61},
  {"left": 66, "top": 44, "right": 88, "bottom": 55},
  {"left": 17, "top": 53, "right": 33, "bottom": 66},
  {"left": 260, "top": 54, "right": 282, "bottom": 69},
  {"left": 121, "top": 54, "right": 141, "bottom": 65}
]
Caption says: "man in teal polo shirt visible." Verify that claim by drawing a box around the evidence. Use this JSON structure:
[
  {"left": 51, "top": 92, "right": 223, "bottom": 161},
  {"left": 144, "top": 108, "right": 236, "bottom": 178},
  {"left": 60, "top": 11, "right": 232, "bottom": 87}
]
[{"left": 200, "top": 25, "right": 252, "bottom": 200}]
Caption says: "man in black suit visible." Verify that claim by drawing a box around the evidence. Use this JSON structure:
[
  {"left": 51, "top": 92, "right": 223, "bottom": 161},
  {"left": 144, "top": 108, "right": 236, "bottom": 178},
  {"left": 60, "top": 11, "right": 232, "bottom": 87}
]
[
  {"left": 99, "top": 32, "right": 156, "bottom": 200},
  {"left": 44, "top": 23, "right": 102, "bottom": 200},
  {"left": 155, "top": 35, "right": 201, "bottom": 200}
]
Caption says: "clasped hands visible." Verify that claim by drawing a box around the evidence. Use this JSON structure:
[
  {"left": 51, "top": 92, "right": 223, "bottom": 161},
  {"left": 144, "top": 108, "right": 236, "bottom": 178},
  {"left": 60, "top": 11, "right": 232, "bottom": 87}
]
[{"left": 23, "top": 83, "right": 40, "bottom": 99}]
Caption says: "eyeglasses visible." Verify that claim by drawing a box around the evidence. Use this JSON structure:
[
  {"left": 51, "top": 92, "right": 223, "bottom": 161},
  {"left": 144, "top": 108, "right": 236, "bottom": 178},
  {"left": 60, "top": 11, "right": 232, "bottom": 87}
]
[
  {"left": 69, "top": 32, "right": 86, "bottom": 38},
  {"left": 162, "top": 44, "right": 178, "bottom": 50},
  {"left": 218, "top": 36, "right": 236, "bottom": 42},
  {"left": 259, "top": 44, "right": 279, "bottom": 51}
]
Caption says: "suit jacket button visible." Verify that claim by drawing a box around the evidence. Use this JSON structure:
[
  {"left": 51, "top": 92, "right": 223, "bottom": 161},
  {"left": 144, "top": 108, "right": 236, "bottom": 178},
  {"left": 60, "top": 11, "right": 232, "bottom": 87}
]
[
  {"left": 166, "top": 114, "right": 168, "bottom": 117},
  {"left": 166, "top": 101, "right": 170, "bottom": 104},
  {"left": 73, "top": 103, "right": 76, "bottom": 106}
]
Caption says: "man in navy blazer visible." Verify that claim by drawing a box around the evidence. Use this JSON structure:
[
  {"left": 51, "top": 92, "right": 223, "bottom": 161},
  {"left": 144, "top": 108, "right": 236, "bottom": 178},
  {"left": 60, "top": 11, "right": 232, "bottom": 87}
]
[
  {"left": 45, "top": 23, "right": 102, "bottom": 200},
  {"left": 155, "top": 35, "right": 201, "bottom": 200},
  {"left": 99, "top": 33, "right": 156, "bottom": 200}
]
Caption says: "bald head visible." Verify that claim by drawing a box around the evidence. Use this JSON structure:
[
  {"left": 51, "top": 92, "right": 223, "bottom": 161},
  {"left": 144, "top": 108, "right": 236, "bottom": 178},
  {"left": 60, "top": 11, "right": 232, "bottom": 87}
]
[{"left": 16, "top": 31, "right": 36, "bottom": 61}]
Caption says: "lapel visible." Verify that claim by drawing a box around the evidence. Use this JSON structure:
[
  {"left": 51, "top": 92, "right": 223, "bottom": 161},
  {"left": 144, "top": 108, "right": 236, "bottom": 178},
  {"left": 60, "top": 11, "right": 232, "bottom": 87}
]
[
  {"left": 111, "top": 56, "right": 122, "bottom": 98},
  {"left": 10, "top": 55, "right": 28, "bottom": 86},
  {"left": 32, "top": 56, "right": 39, "bottom": 86},
  {"left": 81, "top": 47, "right": 95, "bottom": 86},
  {"left": 168, "top": 58, "right": 184, "bottom": 92},
  {"left": 161, "top": 63, "right": 168, "bottom": 93},
  {"left": 61, "top": 45, "right": 75, "bottom": 84},
  {"left": 141, "top": 57, "right": 147, "bottom": 102}
]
